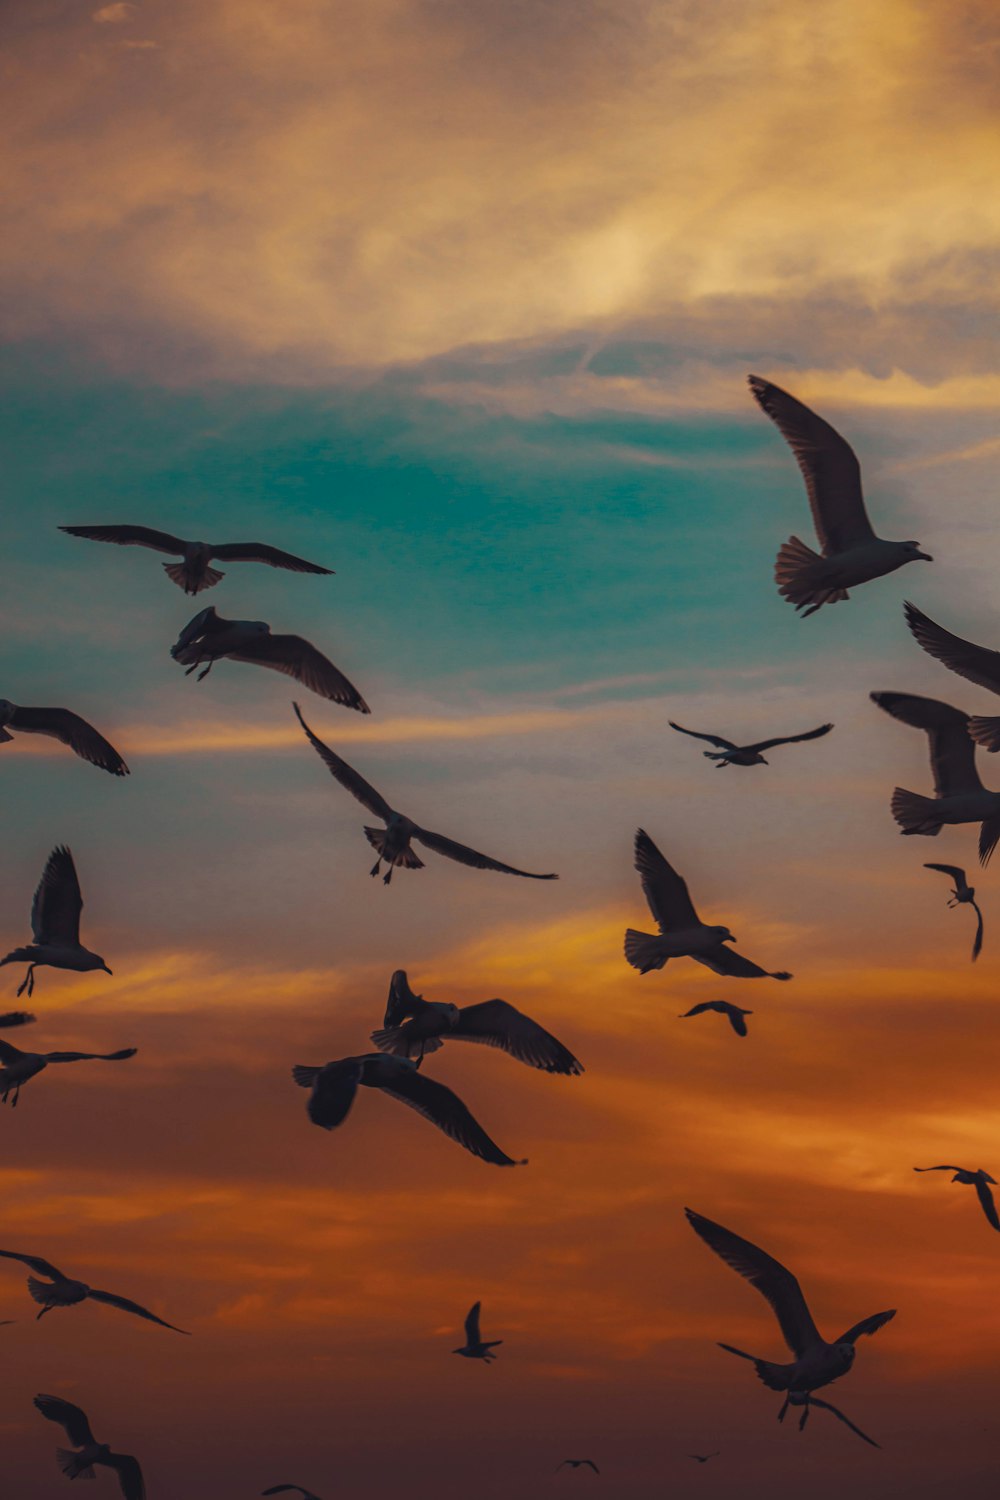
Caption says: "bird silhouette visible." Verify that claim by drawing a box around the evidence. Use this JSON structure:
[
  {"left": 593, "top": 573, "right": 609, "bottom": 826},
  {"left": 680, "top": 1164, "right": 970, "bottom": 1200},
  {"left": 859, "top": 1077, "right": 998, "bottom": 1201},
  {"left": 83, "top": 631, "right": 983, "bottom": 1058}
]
[
  {"left": 924, "top": 863, "right": 984, "bottom": 960},
  {"left": 0, "top": 1249, "right": 188, "bottom": 1330},
  {"left": 669, "top": 719, "right": 832, "bottom": 767},
  {"left": 0, "top": 700, "right": 128, "bottom": 776},
  {"left": 293, "top": 703, "right": 557, "bottom": 884},
  {"left": 0, "top": 1037, "right": 136, "bottom": 1107},
  {"left": 749, "top": 374, "right": 930, "bottom": 615},
  {"left": 556, "top": 1459, "right": 600, "bottom": 1473},
  {"left": 687, "top": 1452, "right": 720, "bottom": 1463},
  {"left": 905, "top": 600, "right": 1000, "bottom": 754},
  {"left": 60, "top": 523, "right": 332, "bottom": 594},
  {"left": 783, "top": 1391, "right": 880, "bottom": 1447},
  {"left": 0, "top": 1011, "right": 35, "bottom": 1028},
  {"left": 679, "top": 1001, "right": 753, "bottom": 1037},
  {"left": 170, "top": 609, "right": 369, "bottom": 711},
  {"left": 914, "top": 1166, "right": 999, "bottom": 1231},
  {"left": 34, "top": 1394, "right": 145, "bottom": 1500},
  {"left": 453, "top": 1301, "right": 502, "bottom": 1361},
  {"left": 624, "top": 830, "right": 791, "bottom": 980},
  {"left": 1, "top": 846, "right": 112, "bottom": 998}
]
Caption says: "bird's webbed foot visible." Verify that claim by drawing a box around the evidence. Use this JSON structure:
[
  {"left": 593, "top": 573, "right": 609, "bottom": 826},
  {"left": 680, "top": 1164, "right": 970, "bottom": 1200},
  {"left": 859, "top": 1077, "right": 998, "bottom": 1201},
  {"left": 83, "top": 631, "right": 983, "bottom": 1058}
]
[
  {"left": 798, "top": 1401, "right": 811, "bottom": 1432},
  {"left": 777, "top": 1396, "right": 790, "bottom": 1424},
  {"left": 369, "top": 860, "right": 381, "bottom": 879},
  {"left": 196, "top": 661, "right": 214, "bottom": 682},
  {"left": 17, "top": 967, "right": 34, "bottom": 999},
  {"left": 383, "top": 867, "right": 393, "bottom": 886}
]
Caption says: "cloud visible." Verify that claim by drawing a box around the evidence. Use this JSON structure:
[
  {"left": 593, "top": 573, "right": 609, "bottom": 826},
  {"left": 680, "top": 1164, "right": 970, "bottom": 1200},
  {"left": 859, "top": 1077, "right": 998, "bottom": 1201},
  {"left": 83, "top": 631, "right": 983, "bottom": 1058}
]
[{"left": 92, "top": 2, "right": 136, "bottom": 21}]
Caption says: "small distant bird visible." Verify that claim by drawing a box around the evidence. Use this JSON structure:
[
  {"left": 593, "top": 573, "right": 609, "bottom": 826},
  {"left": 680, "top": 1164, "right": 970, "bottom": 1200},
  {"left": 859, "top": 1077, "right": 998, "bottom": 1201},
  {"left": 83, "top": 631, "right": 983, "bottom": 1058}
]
[
  {"left": 749, "top": 374, "right": 931, "bottom": 615},
  {"left": 0, "top": 1037, "right": 136, "bottom": 1106},
  {"left": 556, "top": 1459, "right": 599, "bottom": 1473},
  {"left": 371, "top": 970, "right": 583, "bottom": 1073},
  {"left": 669, "top": 720, "right": 833, "bottom": 767},
  {"left": 0, "top": 1250, "right": 188, "bottom": 1331},
  {"left": 34, "top": 1394, "right": 145, "bottom": 1500},
  {"left": 0, "top": 1011, "right": 35, "bottom": 1028},
  {"left": 679, "top": 1001, "right": 753, "bottom": 1037},
  {"left": 871, "top": 691, "right": 1000, "bottom": 865},
  {"left": 294, "top": 703, "right": 557, "bottom": 884},
  {"left": 170, "top": 608, "right": 369, "bottom": 711},
  {"left": 924, "top": 863, "right": 983, "bottom": 961},
  {"left": 454, "top": 1301, "right": 502, "bottom": 1362},
  {"left": 914, "top": 1165, "right": 999, "bottom": 1231},
  {"left": 624, "top": 830, "right": 791, "bottom": 980},
  {"left": 262, "top": 1488, "right": 324, "bottom": 1499},
  {"left": 60, "top": 524, "right": 332, "bottom": 595},
  {"left": 1, "top": 846, "right": 112, "bottom": 998},
  {"left": 687, "top": 1452, "right": 719, "bottom": 1463},
  {"left": 293, "top": 1053, "right": 526, "bottom": 1167},
  {"left": 0, "top": 700, "right": 128, "bottom": 776},
  {"left": 685, "top": 1208, "right": 895, "bottom": 1422},
  {"left": 905, "top": 600, "right": 1000, "bottom": 753}
]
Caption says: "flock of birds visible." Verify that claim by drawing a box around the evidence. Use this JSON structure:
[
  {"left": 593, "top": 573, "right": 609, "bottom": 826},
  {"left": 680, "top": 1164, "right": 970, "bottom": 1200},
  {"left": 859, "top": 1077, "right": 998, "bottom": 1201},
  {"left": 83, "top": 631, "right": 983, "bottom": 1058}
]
[{"left": 5, "top": 373, "right": 997, "bottom": 1493}]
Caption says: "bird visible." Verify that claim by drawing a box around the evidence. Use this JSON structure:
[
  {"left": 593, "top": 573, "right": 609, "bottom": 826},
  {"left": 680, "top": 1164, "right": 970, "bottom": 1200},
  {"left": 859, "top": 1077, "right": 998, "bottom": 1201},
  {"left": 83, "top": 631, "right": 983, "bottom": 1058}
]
[
  {"left": 262, "top": 1488, "right": 325, "bottom": 1499},
  {"left": 0, "top": 1249, "right": 188, "bottom": 1330},
  {"left": 914, "top": 1166, "right": 999, "bottom": 1231},
  {"left": 293, "top": 703, "right": 558, "bottom": 884},
  {"left": 370, "top": 970, "right": 583, "bottom": 1073},
  {"left": 782, "top": 1391, "right": 880, "bottom": 1448},
  {"left": 60, "top": 524, "right": 332, "bottom": 595},
  {"left": 170, "top": 608, "right": 369, "bottom": 712},
  {"left": 924, "top": 863, "right": 984, "bottom": 961},
  {"left": 34, "top": 1394, "right": 145, "bottom": 1500},
  {"left": 0, "top": 1011, "right": 35, "bottom": 1028},
  {"left": 685, "top": 1208, "right": 895, "bottom": 1424},
  {"left": 0, "top": 846, "right": 112, "bottom": 997},
  {"left": 0, "top": 700, "right": 128, "bottom": 776},
  {"left": 624, "top": 830, "right": 791, "bottom": 980},
  {"left": 668, "top": 719, "right": 833, "bottom": 767},
  {"left": 748, "top": 374, "right": 931, "bottom": 616},
  {"left": 870, "top": 691, "right": 1000, "bottom": 865},
  {"left": 679, "top": 1001, "right": 753, "bottom": 1037},
  {"left": 0, "top": 1037, "right": 136, "bottom": 1106},
  {"left": 904, "top": 599, "right": 1000, "bottom": 753},
  {"left": 687, "top": 1452, "right": 720, "bottom": 1464},
  {"left": 556, "top": 1459, "right": 600, "bottom": 1473},
  {"left": 453, "top": 1301, "right": 502, "bottom": 1362},
  {"left": 292, "top": 1053, "right": 526, "bottom": 1167}
]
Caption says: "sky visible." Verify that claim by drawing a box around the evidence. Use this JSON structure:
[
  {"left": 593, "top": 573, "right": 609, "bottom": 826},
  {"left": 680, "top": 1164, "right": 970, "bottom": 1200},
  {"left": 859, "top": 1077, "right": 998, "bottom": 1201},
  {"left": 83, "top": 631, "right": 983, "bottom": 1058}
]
[{"left": 2, "top": 1, "right": 1000, "bottom": 1496}]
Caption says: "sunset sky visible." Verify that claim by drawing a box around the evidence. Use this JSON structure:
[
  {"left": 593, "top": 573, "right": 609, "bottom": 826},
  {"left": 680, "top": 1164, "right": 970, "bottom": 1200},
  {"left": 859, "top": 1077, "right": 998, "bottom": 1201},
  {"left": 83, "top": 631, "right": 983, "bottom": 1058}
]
[{"left": 3, "top": 2, "right": 1000, "bottom": 1496}]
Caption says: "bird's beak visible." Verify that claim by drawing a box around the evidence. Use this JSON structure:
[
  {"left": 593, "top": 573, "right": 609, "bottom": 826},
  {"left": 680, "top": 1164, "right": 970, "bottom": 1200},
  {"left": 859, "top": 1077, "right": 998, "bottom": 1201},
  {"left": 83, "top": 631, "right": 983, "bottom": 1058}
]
[
  {"left": 102, "top": 965, "right": 114, "bottom": 975},
  {"left": 760, "top": 757, "right": 769, "bottom": 765},
  {"left": 916, "top": 550, "right": 933, "bottom": 561}
]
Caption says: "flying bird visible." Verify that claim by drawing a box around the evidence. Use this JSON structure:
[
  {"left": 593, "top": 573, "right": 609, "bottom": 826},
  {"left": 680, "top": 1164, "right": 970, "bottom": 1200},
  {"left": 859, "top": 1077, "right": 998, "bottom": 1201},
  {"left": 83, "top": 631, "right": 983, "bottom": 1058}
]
[
  {"left": 60, "top": 524, "right": 332, "bottom": 595},
  {"left": 293, "top": 1053, "right": 526, "bottom": 1167},
  {"left": 668, "top": 719, "right": 833, "bottom": 767},
  {"left": 924, "top": 863, "right": 984, "bottom": 961},
  {"left": 556, "top": 1459, "right": 600, "bottom": 1473},
  {"left": 0, "top": 1249, "right": 188, "bottom": 1330},
  {"left": 870, "top": 691, "right": 1000, "bottom": 865},
  {"left": 0, "top": 1011, "right": 35, "bottom": 1028},
  {"left": 262, "top": 1488, "right": 325, "bottom": 1499},
  {"left": 371, "top": 970, "right": 583, "bottom": 1073},
  {"left": 914, "top": 1165, "right": 999, "bottom": 1231},
  {"left": 687, "top": 1452, "right": 720, "bottom": 1464},
  {"left": 34, "top": 1394, "right": 145, "bottom": 1500},
  {"left": 679, "top": 1001, "right": 753, "bottom": 1037},
  {"left": 685, "top": 1208, "right": 894, "bottom": 1429},
  {"left": 904, "top": 600, "right": 1000, "bottom": 753},
  {"left": 0, "top": 700, "right": 128, "bottom": 776},
  {"left": 1, "top": 846, "right": 112, "bottom": 997},
  {"left": 749, "top": 374, "right": 930, "bottom": 616},
  {"left": 0, "top": 1037, "right": 136, "bottom": 1107},
  {"left": 624, "top": 830, "right": 791, "bottom": 980},
  {"left": 170, "top": 608, "right": 369, "bottom": 711},
  {"left": 453, "top": 1301, "right": 502, "bottom": 1362},
  {"left": 293, "top": 703, "right": 557, "bottom": 884}
]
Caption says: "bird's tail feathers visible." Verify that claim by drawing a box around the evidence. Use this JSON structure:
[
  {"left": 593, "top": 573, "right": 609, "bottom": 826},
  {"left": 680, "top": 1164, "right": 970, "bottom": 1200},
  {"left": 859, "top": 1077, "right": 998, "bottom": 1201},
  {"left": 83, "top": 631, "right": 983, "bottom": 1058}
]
[
  {"left": 775, "top": 536, "right": 848, "bottom": 616},
  {"left": 292, "top": 1065, "right": 322, "bottom": 1088},
  {"left": 624, "top": 929, "right": 669, "bottom": 974},
  {"left": 969, "top": 716, "right": 1000, "bottom": 753},
  {"left": 27, "top": 1278, "right": 55, "bottom": 1307},
  {"left": 370, "top": 1026, "right": 443, "bottom": 1059},
  {"left": 363, "top": 828, "right": 425, "bottom": 869},
  {"left": 0, "top": 947, "right": 38, "bottom": 968},
  {"left": 891, "top": 787, "right": 942, "bottom": 836},
  {"left": 163, "top": 561, "right": 224, "bottom": 593},
  {"left": 717, "top": 1342, "right": 792, "bottom": 1391},
  {"left": 57, "top": 1450, "right": 96, "bottom": 1480}
]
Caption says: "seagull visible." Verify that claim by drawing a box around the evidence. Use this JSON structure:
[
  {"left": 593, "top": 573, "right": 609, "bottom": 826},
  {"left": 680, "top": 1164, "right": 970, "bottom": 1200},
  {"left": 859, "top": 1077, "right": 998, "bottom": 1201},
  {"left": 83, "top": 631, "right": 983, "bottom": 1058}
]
[
  {"left": 748, "top": 374, "right": 930, "bottom": 616},
  {"left": 679, "top": 1001, "right": 753, "bottom": 1037},
  {"left": 0, "top": 1037, "right": 136, "bottom": 1106},
  {"left": 0, "top": 700, "right": 128, "bottom": 776},
  {"left": 924, "top": 864, "right": 984, "bottom": 961},
  {"left": 293, "top": 1053, "right": 526, "bottom": 1167},
  {"left": 914, "top": 1166, "right": 999, "bottom": 1231},
  {"left": 453, "top": 1301, "right": 502, "bottom": 1362},
  {"left": 687, "top": 1452, "right": 720, "bottom": 1464},
  {"left": 669, "top": 720, "right": 833, "bottom": 767},
  {"left": 624, "top": 830, "right": 791, "bottom": 980},
  {"left": 0, "top": 1250, "right": 188, "bottom": 1330},
  {"left": 1, "top": 846, "right": 112, "bottom": 997},
  {"left": 34, "top": 1394, "right": 145, "bottom": 1500},
  {"left": 685, "top": 1208, "right": 895, "bottom": 1430},
  {"left": 870, "top": 691, "right": 1000, "bottom": 865},
  {"left": 60, "top": 524, "right": 332, "bottom": 595},
  {"left": 262, "top": 1488, "right": 325, "bottom": 1499},
  {"left": 294, "top": 703, "right": 557, "bottom": 884},
  {"left": 904, "top": 600, "right": 1000, "bottom": 753},
  {"left": 556, "top": 1459, "right": 599, "bottom": 1473},
  {"left": 170, "top": 608, "right": 369, "bottom": 711},
  {"left": 371, "top": 970, "right": 583, "bottom": 1073},
  {"left": 0, "top": 1011, "right": 35, "bottom": 1028}
]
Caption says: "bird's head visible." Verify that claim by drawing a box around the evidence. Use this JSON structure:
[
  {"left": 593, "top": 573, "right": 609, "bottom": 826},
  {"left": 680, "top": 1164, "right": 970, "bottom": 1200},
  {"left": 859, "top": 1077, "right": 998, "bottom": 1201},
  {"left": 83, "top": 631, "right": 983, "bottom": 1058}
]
[
  {"left": 834, "top": 1341, "right": 857, "bottom": 1365},
  {"left": 444, "top": 1004, "right": 461, "bottom": 1027},
  {"left": 904, "top": 540, "right": 933, "bottom": 561},
  {"left": 714, "top": 926, "right": 737, "bottom": 943},
  {"left": 84, "top": 954, "right": 113, "bottom": 976}
]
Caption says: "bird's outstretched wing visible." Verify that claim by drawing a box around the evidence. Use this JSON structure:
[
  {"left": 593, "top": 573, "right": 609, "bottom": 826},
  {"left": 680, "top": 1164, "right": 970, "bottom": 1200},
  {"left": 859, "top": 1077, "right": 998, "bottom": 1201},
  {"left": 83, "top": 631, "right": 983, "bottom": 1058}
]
[
  {"left": 972, "top": 900, "right": 985, "bottom": 962},
  {"left": 975, "top": 1178, "right": 1000, "bottom": 1231},
  {"left": 633, "top": 829, "right": 701, "bottom": 932},
  {"left": 747, "top": 723, "right": 834, "bottom": 754},
  {"left": 802, "top": 1395, "right": 880, "bottom": 1449},
  {"left": 834, "top": 1309, "right": 896, "bottom": 1344},
  {"left": 171, "top": 606, "right": 223, "bottom": 658},
  {"left": 376, "top": 1068, "right": 525, "bottom": 1167},
  {"left": 668, "top": 722, "right": 737, "bottom": 751},
  {"left": 8, "top": 707, "right": 129, "bottom": 777},
  {"left": 870, "top": 692, "right": 982, "bottom": 797},
  {"left": 679, "top": 1002, "right": 719, "bottom": 1018},
  {"left": 60, "top": 524, "right": 187, "bottom": 556},
  {"left": 87, "top": 1288, "right": 190, "bottom": 1333},
  {"left": 293, "top": 704, "right": 393, "bottom": 818},
  {"left": 294, "top": 1059, "right": 363, "bottom": 1130},
  {"left": 685, "top": 1209, "right": 821, "bottom": 1357},
  {"left": 695, "top": 947, "right": 791, "bottom": 981},
  {"left": 724, "top": 1007, "right": 749, "bottom": 1036},
  {"left": 748, "top": 376, "right": 873, "bottom": 553},
  {"left": 45, "top": 1049, "right": 137, "bottom": 1064},
  {"left": 383, "top": 970, "right": 422, "bottom": 1028},
  {"left": 33, "top": 1393, "right": 97, "bottom": 1447},
  {"left": 904, "top": 601, "right": 1000, "bottom": 696},
  {"left": 209, "top": 542, "right": 333, "bottom": 576},
  {"left": 0, "top": 1248, "right": 68, "bottom": 1280},
  {"left": 106, "top": 1452, "right": 146, "bottom": 1500},
  {"left": 464, "top": 1300, "right": 482, "bottom": 1342},
  {"left": 31, "top": 846, "right": 83, "bottom": 946},
  {"left": 914, "top": 1165, "right": 964, "bottom": 1173},
  {"left": 231, "top": 636, "right": 369, "bottom": 713},
  {"left": 452, "top": 1000, "right": 583, "bottom": 1075},
  {"left": 923, "top": 863, "right": 967, "bottom": 883},
  {"left": 0, "top": 1039, "right": 27, "bottom": 1064},
  {"left": 411, "top": 826, "right": 557, "bottom": 880}
]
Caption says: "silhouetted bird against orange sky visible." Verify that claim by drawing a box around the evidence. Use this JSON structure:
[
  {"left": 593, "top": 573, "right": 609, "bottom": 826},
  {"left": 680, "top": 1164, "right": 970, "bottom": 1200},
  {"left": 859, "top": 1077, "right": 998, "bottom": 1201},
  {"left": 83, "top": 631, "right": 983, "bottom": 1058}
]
[
  {"left": 0, "top": 1011, "right": 35, "bottom": 1028},
  {"left": 556, "top": 1459, "right": 599, "bottom": 1473},
  {"left": 0, "top": 1037, "right": 135, "bottom": 1107},
  {"left": 171, "top": 609, "right": 369, "bottom": 711},
  {"left": 924, "top": 863, "right": 984, "bottom": 960},
  {"left": 0, "top": 700, "right": 128, "bottom": 775},
  {"left": 905, "top": 600, "right": 1000, "bottom": 753},
  {"left": 0, "top": 1249, "right": 188, "bottom": 1330},
  {"left": 914, "top": 1166, "right": 1000, "bottom": 1231},
  {"left": 60, "top": 523, "right": 332, "bottom": 594},
  {"left": 34, "top": 1394, "right": 145, "bottom": 1500},
  {"left": 669, "top": 719, "right": 832, "bottom": 767},
  {"left": 687, "top": 1452, "right": 719, "bottom": 1464},
  {"left": 453, "top": 1301, "right": 502, "bottom": 1362},
  {"left": 1, "top": 846, "right": 112, "bottom": 998},
  {"left": 679, "top": 1001, "right": 753, "bottom": 1036}
]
